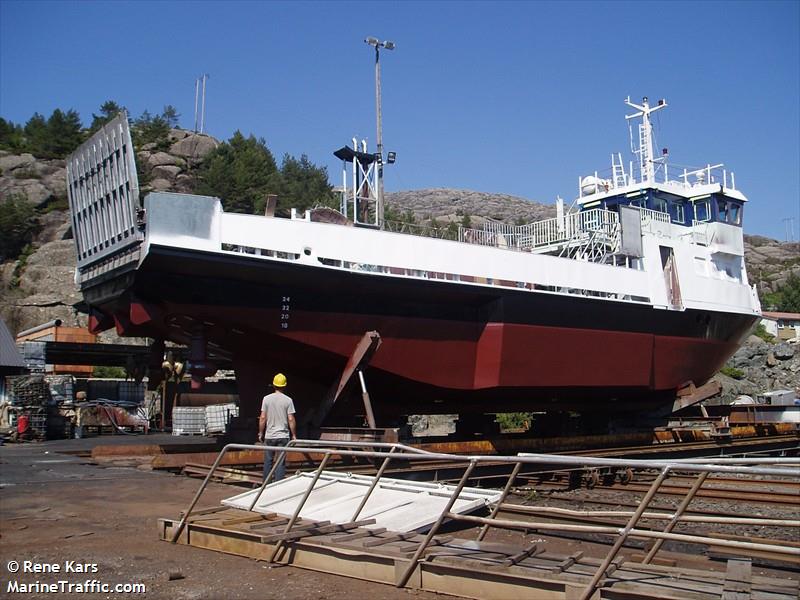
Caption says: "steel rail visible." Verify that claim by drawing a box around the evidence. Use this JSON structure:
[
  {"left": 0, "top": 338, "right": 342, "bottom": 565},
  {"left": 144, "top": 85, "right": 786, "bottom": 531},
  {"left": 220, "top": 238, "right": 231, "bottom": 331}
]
[
  {"left": 446, "top": 513, "right": 800, "bottom": 557},
  {"left": 497, "top": 503, "right": 800, "bottom": 527}
]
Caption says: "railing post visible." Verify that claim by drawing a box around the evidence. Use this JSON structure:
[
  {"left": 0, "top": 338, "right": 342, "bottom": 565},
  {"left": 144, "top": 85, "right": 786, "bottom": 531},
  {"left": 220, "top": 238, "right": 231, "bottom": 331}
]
[
  {"left": 349, "top": 446, "right": 397, "bottom": 522},
  {"left": 268, "top": 452, "right": 332, "bottom": 563},
  {"left": 476, "top": 461, "right": 522, "bottom": 542},
  {"left": 396, "top": 460, "right": 476, "bottom": 588},
  {"left": 579, "top": 466, "right": 671, "bottom": 600},
  {"left": 642, "top": 471, "right": 708, "bottom": 564},
  {"left": 247, "top": 439, "right": 298, "bottom": 512},
  {"left": 170, "top": 444, "right": 232, "bottom": 543}
]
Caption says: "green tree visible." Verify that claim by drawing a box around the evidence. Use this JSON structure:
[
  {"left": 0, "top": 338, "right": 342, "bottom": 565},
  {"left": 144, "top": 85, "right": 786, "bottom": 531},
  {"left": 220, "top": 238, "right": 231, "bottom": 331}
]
[
  {"left": 270, "top": 153, "right": 336, "bottom": 213},
  {"left": 90, "top": 100, "right": 125, "bottom": 133},
  {"left": 0, "top": 118, "right": 25, "bottom": 152},
  {"left": 23, "top": 113, "right": 48, "bottom": 156},
  {"left": 777, "top": 273, "right": 800, "bottom": 312},
  {"left": 43, "top": 109, "right": 84, "bottom": 158},
  {"left": 0, "top": 195, "right": 39, "bottom": 260},
  {"left": 132, "top": 109, "right": 171, "bottom": 150},
  {"left": 195, "top": 131, "right": 279, "bottom": 213},
  {"left": 460, "top": 213, "right": 472, "bottom": 228},
  {"left": 161, "top": 105, "right": 180, "bottom": 128}
]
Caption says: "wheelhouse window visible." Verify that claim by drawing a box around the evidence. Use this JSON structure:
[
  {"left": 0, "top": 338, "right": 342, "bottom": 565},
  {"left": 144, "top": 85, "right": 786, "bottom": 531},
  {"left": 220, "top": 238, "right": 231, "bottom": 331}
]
[
  {"left": 730, "top": 202, "right": 742, "bottom": 225},
  {"left": 674, "top": 202, "right": 685, "bottom": 224},
  {"left": 694, "top": 199, "right": 710, "bottom": 222},
  {"left": 653, "top": 196, "right": 668, "bottom": 213},
  {"left": 717, "top": 199, "right": 729, "bottom": 223}
]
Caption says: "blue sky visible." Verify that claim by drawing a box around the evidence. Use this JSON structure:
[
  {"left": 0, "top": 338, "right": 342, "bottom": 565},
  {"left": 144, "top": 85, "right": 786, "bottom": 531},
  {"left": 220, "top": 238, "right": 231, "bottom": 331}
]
[{"left": 1, "top": 0, "right": 798, "bottom": 240}]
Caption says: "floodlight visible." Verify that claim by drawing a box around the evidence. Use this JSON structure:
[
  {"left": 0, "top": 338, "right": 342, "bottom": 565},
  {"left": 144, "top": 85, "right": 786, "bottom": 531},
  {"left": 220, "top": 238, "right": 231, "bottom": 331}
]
[
  {"left": 365, "top": 37, "right": 379, "bottom": 46},
  {"left": 383, "top": 41, "right": 395, "bottom": 50},
  {"left": 387, "top": 151, "right": 396, "bottom": 164}
]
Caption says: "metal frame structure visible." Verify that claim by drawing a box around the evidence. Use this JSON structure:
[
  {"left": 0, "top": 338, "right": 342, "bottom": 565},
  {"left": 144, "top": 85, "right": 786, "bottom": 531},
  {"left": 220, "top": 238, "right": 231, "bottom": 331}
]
[
  {"left": 169, "top": 440, "right": 800, "bottom": 600},
  {"left": 65, "top": 112, "right": 142, "bottom": 282}
]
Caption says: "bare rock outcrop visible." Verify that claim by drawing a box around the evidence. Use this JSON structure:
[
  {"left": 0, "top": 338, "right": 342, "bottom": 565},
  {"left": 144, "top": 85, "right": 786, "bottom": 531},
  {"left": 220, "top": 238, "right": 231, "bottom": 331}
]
[{"left": 386, "top": 188, "right": 555, "bottom": 226}]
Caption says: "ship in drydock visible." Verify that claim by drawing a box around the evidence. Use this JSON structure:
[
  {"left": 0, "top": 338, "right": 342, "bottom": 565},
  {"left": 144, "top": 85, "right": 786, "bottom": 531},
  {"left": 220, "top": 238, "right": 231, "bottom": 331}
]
[{"left": 65, "top": 96, "right": 761, "bottom": 425}]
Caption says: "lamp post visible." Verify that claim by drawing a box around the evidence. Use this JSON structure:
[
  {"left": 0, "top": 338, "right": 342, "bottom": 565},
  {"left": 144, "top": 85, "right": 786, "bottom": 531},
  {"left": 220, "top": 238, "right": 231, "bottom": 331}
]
[{"left": 364, "top": 36, "right": 394, "bottom": 228}]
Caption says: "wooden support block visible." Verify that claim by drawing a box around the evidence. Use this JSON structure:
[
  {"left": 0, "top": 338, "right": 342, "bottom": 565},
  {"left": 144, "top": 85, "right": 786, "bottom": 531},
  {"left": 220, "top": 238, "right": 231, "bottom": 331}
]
[
  {"left": 629, "top": 552, "right": 677, "bottom": 567},
  {"left": 502, "top": 544, "right": 544, "bottom": 567},
  {"left": 548, "top": 551, "right": 584, "bottom": 573},
  {"left": 222, "top": 513, "right": 277, "bottom": 526},
  {"left": 362, "top": 532, "right": 418, "bottom": 547},
  {"left": 604, "top": 556, "right": 626, "bottom": 577},
  {"left": 260, "top": 520, "right": 376, "bottom": 543},
  {"left": 181, "top": 506, "right": 227, "bottom": 518},
  {"left": 334, "top": 527, "right": 387, "bottom": 543},
  {"left": 248, "top": 517, "right": 290, "bottom": 531},
  {"left": 722, "top": 559, "right": 752, "bottom": 600}
]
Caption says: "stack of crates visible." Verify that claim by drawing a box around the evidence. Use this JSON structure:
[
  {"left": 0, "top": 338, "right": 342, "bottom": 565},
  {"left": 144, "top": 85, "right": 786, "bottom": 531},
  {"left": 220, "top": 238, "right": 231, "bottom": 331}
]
[
  {"left": 172, "top": 407, "right": 207, "bottom": 436},
  {"left": 205, "top": 403, "right": 239, "bottom": 434}
]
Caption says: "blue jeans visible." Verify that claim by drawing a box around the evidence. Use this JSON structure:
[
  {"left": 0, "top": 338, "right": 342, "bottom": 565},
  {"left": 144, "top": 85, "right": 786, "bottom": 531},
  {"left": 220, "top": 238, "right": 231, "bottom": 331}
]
[{"left": 263, "top": 437, "right": 290, "bottom": 482}]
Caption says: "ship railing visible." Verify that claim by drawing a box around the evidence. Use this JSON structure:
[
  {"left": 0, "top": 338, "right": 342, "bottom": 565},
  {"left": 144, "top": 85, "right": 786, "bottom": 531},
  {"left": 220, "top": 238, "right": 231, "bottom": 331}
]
[
  {"left": 384, "top": 219, "right": 458, "bottom": 240},
  {"left": 171, "top": 440, "right": 800, "bottom": 600},
  {"left": 580, "top": 161, "right": 736, "bottom": 197},
  {"left": 458, "top": 209, "right": 620, "bottom": 258}
]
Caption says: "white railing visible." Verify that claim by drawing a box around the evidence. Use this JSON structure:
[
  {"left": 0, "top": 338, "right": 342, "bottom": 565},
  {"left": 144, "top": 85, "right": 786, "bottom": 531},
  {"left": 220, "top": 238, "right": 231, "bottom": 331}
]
[
  {"left": 458, "top": 209, "right": 621, "bottom": 261},
  {"left": 579, "top": 162, "right": 736, "bottom": 199}
]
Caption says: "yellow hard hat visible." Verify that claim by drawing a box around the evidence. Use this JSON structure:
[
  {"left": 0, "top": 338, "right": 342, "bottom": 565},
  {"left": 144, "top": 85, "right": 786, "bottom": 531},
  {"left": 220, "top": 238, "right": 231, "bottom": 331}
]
[{"left": 272, "top": 373, "right": 287, "bottom": 388}]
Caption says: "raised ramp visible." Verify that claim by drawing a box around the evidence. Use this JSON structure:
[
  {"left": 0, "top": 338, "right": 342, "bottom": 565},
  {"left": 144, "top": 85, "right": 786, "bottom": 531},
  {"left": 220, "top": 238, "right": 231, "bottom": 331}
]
[{"left": 222, "top": 471, "right": 501, "bottom": 532}]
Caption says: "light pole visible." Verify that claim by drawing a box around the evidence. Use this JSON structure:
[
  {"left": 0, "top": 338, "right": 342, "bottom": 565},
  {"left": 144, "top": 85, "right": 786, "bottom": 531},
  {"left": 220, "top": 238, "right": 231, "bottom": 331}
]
[{"left": 365, "top": 36, "right": 394, "bottom": 228}]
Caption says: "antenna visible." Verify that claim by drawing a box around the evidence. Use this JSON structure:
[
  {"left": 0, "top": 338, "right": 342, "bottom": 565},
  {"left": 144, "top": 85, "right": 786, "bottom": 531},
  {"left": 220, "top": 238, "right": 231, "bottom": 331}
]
[
  {"left": 193, "top": 78, "right": 200, "bottom": 133},
  {"left": 200, "top": 74, "right": 209, "bottom": 134},
  {"left": 625, "top": 96, "right": 667, "bottom": 182},
  {"left": 782, "top": 217, "right": 797, "bottom": 242}
]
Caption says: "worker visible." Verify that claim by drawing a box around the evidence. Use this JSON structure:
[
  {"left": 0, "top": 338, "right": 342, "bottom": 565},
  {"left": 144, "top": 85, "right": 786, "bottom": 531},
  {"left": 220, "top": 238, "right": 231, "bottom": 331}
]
[{"left": 257, "top": 373, "right": 297, "bottom": 481}]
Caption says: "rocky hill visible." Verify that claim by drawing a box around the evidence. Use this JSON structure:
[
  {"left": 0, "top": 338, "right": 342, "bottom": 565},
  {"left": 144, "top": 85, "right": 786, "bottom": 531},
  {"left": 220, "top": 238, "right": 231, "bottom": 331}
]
[
  {"left": 386, "top": 188, "right": 556, "bottom": 226},
  {"left": 713, "top": 335, "right": 798, "bottom": 402},
  {"left": 744, "top": 236, "right": 800, "bottom": 295}
]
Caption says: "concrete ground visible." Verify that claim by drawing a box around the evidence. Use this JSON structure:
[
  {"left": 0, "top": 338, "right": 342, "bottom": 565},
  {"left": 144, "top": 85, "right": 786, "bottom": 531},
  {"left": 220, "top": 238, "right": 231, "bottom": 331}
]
[{"left": 0, "top": 437, "right": 446, "bottom": 599}]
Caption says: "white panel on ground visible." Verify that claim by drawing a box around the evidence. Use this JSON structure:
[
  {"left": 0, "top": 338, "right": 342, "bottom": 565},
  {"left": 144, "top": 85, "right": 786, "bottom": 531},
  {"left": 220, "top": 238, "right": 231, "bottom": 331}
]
[{"left": 222, "top": 471, "right": 502, "bottom": 533}]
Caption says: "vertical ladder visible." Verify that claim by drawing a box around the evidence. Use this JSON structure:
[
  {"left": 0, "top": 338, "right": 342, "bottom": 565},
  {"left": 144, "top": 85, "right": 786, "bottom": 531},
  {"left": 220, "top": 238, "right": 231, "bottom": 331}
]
[{"left": 611, "top": 153, "right": 627, "bottom": 188}]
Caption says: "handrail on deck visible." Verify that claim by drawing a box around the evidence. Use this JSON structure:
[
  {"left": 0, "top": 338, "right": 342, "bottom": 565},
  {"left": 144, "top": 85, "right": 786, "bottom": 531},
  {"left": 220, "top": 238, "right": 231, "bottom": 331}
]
[{"left": 170, "top": 440, "right": 800, "bottom": 599}]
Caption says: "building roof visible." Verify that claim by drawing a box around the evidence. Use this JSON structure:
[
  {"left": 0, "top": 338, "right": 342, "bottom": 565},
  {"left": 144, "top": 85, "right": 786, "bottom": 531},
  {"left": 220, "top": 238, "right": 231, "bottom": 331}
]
[
  {"left": 762, "top": 311, "right": 800, "bottom": 321},
  {"left": 0, "top": 319, "right": 26, "bottom": 369}
]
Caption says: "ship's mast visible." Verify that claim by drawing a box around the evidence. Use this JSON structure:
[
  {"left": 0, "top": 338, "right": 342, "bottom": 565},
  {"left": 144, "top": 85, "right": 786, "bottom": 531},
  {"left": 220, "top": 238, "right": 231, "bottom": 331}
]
[{"left": 625, "top": 96, "right": 667, "bottom": 183}]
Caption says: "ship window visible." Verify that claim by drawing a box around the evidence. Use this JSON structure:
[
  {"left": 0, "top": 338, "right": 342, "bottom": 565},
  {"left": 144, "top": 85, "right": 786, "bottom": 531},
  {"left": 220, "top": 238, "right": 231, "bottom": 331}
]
[
  {"left": 694, "top": 200, "right": 710, "bottom": 222},
  {"left": 674, "top": 202, "right": 685, "bottom": 224},
  {"left": 653, "top": 197, "right": 668, "bottom": 213},
  {"left": 717, "top": 199, "right": 729, "bottom": 223},
  {"left": 730, "top": 202, "right": 742, "bottom": 225}
]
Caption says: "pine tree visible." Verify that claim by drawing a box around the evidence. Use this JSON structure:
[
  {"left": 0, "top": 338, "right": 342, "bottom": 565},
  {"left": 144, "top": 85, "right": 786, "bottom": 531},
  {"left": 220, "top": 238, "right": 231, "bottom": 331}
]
[
  {"left": 90, "top": 100, "right": 125, "bottom": 133},
  {"left": 272, "top": 153, "right": 336, "bottom": 213},
  {"left": 23, "top": 113, "right": 48, "bottom": 156},
  {"left": 43, "top": 109, "right": 84, "bottom": 158},
  {"left": 196, "top": 131, "right": 279, "bottom": 214}
]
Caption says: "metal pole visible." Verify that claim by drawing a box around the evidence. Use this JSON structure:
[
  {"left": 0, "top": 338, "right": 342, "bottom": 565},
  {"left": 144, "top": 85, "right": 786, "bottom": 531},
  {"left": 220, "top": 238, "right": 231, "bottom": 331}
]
[
  {"left": 200, "top": 74, "right": 208, "bottom": 134},
  {"left": 248, "top": 439, "right": 299, "bottom": 512},
  {"left": 268, "top": 453, "right": 332, "bottom": 563},
  {"left": 193, "top": 78, "right": 199, "bottom": 133},
  {"left": 642, "top": 471, "right": 708, "bottom": 564},
  {"left": 397, "top": 461, "right": 476, "bottom": 588},
  {"left": 374, "top": 45, "right": 383, "bottom": 228},
  {"left": 579, "top": 466, "right": 670, "bottom": 600},
  {"left": 349, "top": 446, "right": 397, "bottom": 522},
  {"left": 170, "top": 444, "right": 232, "bottom": 543},
  {"left": 476, "top": 462, "right": 522, "bottom": 542}
]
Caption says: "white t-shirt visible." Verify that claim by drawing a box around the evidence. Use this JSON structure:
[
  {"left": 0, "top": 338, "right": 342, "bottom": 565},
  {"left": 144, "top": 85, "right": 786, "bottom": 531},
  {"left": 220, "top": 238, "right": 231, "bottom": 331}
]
[{"left": 261, "top": 391, "right": 296, "bottom": 439}]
